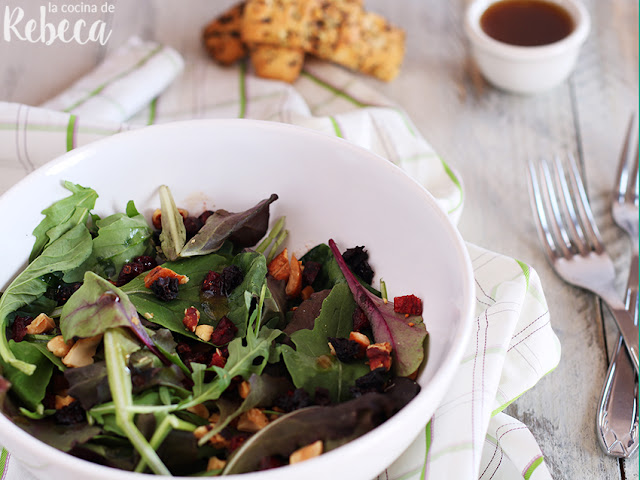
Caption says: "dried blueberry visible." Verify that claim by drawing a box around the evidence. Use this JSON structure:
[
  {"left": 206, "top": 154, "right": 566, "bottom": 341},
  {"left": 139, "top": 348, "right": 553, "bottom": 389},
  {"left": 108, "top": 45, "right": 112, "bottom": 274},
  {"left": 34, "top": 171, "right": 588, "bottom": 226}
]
[
  {"left": 53, "top": 400, "right": 86, "bottom": 425},
  {"left": 301, "top": 260, "right": 321, "bottom": 287},
  {"left": 350, "top": 367, "right": 388, "bottom": 397},
  {"left": 45, "top": 282, "right": 82, "bottom": 305},
  {"left": 222, "top": 265, "right": 244, "bottom": 294},
  {"left": 342, "top": 246, "right": 374, "bottom": 284},
  {"left": 150, "top": 277, "right": 179, "bottom": 301},
  {"left": 274, "top": 387, "right": 313, "bottom": 413}
]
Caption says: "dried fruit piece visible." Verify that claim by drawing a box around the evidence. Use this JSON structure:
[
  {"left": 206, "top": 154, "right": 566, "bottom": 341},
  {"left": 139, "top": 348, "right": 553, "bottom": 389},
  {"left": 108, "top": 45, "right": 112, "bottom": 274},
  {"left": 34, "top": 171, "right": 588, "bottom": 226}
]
[
  {"left": 327, "top": 337, "right": 361, "bottom": 362},
  {"left": 285, "top": 254, "right": 302, "bottom": 298},
  {"left": 210, "top": 316, "right": 238, "bottom": 345},
  {"left": 393, "top": 294, "right": 423, "bottom": 316},
  {"left": 183, "top": 307, "right": 201, "bottom": 333},
  {"left": 151, "top": 277, "right": 180, "bottom": 301},
  {"left": 144, "top": 266, "right": 189, "bottom": 288},
  {"left": 202, "top": 271, "right": 225, "bottom": 296},
  {"left": 342, "top": 246, "right": 374, "bottom": 284},
  {"left": 268, "top": 248, "right": 290, "bottom": 280}
]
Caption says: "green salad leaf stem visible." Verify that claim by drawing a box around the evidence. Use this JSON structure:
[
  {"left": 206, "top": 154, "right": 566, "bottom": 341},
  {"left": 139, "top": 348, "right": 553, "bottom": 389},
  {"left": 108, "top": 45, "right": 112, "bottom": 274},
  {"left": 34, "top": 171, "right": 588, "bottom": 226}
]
[
  {"left": 103, "top": 328, "right": 170, "bottom": 475},
  {"left": 255, "top": 216, "right": 285, "bottom": 255},
  {"left": 134, "top": 413, "right": 196, "bottom": 473},
  {"left": 0, "top": 224, "right": 92, "bottom": 374},
  {"left": 158, "top": 185, "right": 186, "bottom": 261},
  {"left": 266, "top": 228, "right": 288, "bottom": 263}
]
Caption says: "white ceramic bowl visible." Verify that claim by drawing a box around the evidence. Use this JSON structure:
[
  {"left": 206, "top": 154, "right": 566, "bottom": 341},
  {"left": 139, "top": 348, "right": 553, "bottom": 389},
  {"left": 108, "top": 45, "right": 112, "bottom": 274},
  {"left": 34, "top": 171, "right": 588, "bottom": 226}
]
[
  {"left": 464, "top": 0, "right": 590, "bottom": 94},
  {"left": 0, "top": 119, "right": 474, "bottom": 480}
]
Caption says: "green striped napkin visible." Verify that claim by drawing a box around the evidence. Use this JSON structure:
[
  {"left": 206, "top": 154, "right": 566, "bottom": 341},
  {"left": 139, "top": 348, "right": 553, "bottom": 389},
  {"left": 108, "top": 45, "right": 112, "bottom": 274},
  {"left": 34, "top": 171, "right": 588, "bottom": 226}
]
[{"left": 0, "top": 37, "right": 559, "bottom": 480}]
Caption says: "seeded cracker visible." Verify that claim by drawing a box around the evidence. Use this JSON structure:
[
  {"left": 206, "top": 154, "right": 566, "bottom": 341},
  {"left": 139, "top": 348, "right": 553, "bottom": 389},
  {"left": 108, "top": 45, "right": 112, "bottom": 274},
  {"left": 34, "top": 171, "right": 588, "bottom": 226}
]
[
  {"left": 202, "top": 3, "right": 249, "bottom": 65},
  {"left": 250, "top": 44, "right": 305, "bottom": 83}
]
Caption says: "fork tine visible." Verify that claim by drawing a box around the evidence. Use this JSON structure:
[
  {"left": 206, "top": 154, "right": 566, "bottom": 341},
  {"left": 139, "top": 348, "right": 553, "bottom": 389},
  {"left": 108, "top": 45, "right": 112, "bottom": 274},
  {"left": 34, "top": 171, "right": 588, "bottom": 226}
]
[
  {"left": 566, "top": 152, "right": 605, "bottom": 254},
  {"left": 553, "top": 156, "right": 589, "bottom": 255},
  {"left": 629, "top": 135, "right": 639, "bottom": 206},
  {"left": 615, "top": 112, "right": 639, "bottom": 204},
  {"left": 527, "top": 161, "right": 560, "bottom": 262},
  {"left": 540, "top": 159, "right": 574, "bottom": 257}
]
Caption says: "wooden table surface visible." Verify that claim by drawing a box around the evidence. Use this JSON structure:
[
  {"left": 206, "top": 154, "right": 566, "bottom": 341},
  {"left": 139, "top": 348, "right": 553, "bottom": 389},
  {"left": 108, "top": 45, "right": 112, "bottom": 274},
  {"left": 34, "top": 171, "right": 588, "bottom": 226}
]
[{"left": 0, "top": 1, "right": 638, "bottom": 478}]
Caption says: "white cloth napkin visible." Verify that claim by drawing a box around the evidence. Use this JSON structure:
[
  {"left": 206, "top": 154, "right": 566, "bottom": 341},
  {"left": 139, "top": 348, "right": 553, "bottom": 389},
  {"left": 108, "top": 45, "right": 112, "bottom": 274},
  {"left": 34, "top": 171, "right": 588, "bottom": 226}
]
[{"left": 0, "top": 37, "right": 560, "bottom": 480}]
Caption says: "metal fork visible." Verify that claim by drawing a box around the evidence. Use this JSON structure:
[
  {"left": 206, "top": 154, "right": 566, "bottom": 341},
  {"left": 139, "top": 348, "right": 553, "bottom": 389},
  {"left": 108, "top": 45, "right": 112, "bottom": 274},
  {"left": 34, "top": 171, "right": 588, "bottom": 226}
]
[
  {"left": 527, "top": 154, "right": 639, "bottom": 375},
  {"left": 596, "top": 112, "right": 639, "bottom": 458}
]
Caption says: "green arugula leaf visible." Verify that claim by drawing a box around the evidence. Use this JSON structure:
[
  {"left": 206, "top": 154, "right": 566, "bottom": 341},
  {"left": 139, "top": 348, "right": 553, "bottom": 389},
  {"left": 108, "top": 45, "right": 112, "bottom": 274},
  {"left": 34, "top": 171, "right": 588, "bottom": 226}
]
[
  {"left": 158, "top": 185, "right": 186, "bottom": 261},
  {"left": 281, "top": 283, "right": 369, "bottom": 402},
  {"left": 0, "top": 224, "right": 93, "bottom": 374},
  {"left": 64, "top": 200, "right": 153, "bottom": 282},
  {"left": 0, "top": 340, "right": 54, "bottom": 411},
  {"left": 29, "top": 181, "right": 98, "bottom": 262},
  {"left": 226, "top": 252, "right": 269, "bottom": 337},
  {"left": 121, "top": 254, "right": 230, "bottom": 339},
  {"left": 180, "top": 194, "right": 278, "bottom": 257}
]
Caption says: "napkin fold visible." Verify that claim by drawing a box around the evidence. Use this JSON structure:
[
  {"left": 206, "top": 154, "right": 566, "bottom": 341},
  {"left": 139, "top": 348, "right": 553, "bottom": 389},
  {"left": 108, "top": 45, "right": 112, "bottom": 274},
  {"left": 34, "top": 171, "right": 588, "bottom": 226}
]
[{"left": 0, "top": 37, "right": 560, "bottom": 480}]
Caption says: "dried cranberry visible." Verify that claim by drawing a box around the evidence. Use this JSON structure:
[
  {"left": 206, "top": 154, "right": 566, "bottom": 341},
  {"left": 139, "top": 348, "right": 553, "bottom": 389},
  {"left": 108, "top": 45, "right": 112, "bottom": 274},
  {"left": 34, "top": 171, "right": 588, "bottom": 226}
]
[
  {"left": 150, "top": 277, "right": 179, "bottom": 301},
  {"left": 133, "top": 255, "right": 157, "bottom": 270},
  {"left": 258, "top": 456, "right": 286, "bottom": 470},
  {"left": 198, "top": 210, "right": 215, "bottom": 225},
  {"left": 183, "top": 216, "right": 204, "bottom": 239},
  {"left": 11, "top": 315, "right": 32, "bottom": 342},
  {"left": 350, "top": 367, "right": 388, "bottom": 397},
  {"left": 116, "top": 256, "right": 157, "bottom": 286},
  {"left": 301, "top": 260, "right": 321, "bottom": 287},
  {"left": 210, "top": 317, "right": 238, "bottom": 345},
  {"left": 53, "top": 400, "right": 86, "bottom": 425},
  {"left": 352, "top": 306, "right": 370, "bottom": 332},
  {"left": 222, "top": 265, "right": 244, "bottom": 294},
  {"left": 45, "top": 282, "right": 82, "bottom": 305},
  {"left": 393, "top": 294, "right": 423, "bottom": 316},
  {"left": 176, "top": 342, "right": 215, "bottom": 369},
  {"left": 328, "top": 337, "right": 361, "bottom": 363},
  {"left": 202, "top": 271, "right": 225, "bottom": 296},
  {"left": 227, "top": 433, "right": 251, "bottom": 453},
  {"left": 209, "top": 351, "right": 227, "bottom": 369},
  {"left": 342, "top": 246, "right": 374, "bottom": 284}
]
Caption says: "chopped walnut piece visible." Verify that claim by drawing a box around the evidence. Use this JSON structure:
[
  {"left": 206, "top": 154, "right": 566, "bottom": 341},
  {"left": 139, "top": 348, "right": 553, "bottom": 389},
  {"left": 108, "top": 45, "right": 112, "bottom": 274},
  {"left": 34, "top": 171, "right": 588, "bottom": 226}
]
[
  {"left": 62, "top": 334, "right": 103, "bottom": 368},
  {"left": 238, "top": 380, "right": 251, "bottom": 399},
  {"left": 144, "top": 266, "right": 189, "bottom": 289},
  {"left": 289, "top": 440, "right": 323, "bottom": 464},
  {"left": 208, "top": 412, "right": 221, "bottom": 425},
  {"left": 301, "top": 285, "right": 314, "bottom": 300},
  {"left": 47, "top": 335, "right": 74, "bottom": 358},
  {"left": 207, "top": 456, "right": 227, "bottom": 472},
  {"left": 54, "top": 394, "right": 75, "bottom": 410},
  {"left": 195, "top": 324, "right": 214, "bottom": 342},
  {"left": 285, "top": 254, "right": 303, "bottom": 298},
  {"left": 267, "top": 248, "right": 290, "bottom": 280},
  {"left": 187, "top": 403, "right": 210, "bottom": 419},
  {"left": 25, "top": 313, "right": 56, "bottom": 335},
  {"left": 193, "top": 425, "right": 211, "bottom": 440},
  {"left": 366, "top": 342, "right": 392, "bottom": 371},
  {"left": 183, "top": 306, "right": 200, "bottom": 333},
  {"left": 237, "top": 408, "right": 269, "bottom": 433},
  {"left": 316, "top": 354, "right": 333, "bottom": 369},
  {"left": 209, "top": 432, "right": 230, "bottom": 449},
  {"left": 349, "top": 331, "right": 370, "bottom": 356}
]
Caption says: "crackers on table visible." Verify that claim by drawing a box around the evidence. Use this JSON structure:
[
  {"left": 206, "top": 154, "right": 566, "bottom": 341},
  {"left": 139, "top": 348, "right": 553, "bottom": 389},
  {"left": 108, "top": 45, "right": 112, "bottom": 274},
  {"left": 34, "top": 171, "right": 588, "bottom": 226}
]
[
  {"left": 353, "top": 11, "right": 406, "bottom": 82},
  {"left": 242, "top": 0, "right": 315, "bottom": 49},
  {"left": 250, "top": 44, "right": 305, "bottom": 83},
  {"left": 202, "top": 3, "right": 248, "bottom": 65},
  {"left": 305, "top": 0, "right": 362, "bottom": 58}
]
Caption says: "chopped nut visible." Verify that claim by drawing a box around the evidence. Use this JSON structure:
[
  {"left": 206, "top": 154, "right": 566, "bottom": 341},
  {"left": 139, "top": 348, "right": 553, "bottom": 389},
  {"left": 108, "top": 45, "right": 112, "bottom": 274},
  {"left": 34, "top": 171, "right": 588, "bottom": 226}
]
[
  {"left": 195, "top": 324, "right": 214, "bottom": 342},
  {"left": 183, "top": 306, "right": 200, "bottom": 333},
  {"left": 143, "top": 312, "right": 154, "bottom": 319},
  {"left": 285, "top": 254, "right": 302, "bottom": 298},
  {"left": 289, "top": 440, "right": 323, "bottom": 464},
  {"left": 55, "top": 395, "right": 75, "bottom": 410},
  {"left": 301, "top": 285, "right": 314, "bottom": 300},
  {"left": 349, "top": 331, "right": 370, "bottom": 357},
  {"left": 328, "top": 342, "right": 337, "bottom": 356},
  {"left": 238, "top": 380, "right": 251, "bottom": 399},
  {"left": 267, "top": 248, "right": 290, "bottom": 280},
  {"left": 187, "top": 403, "right": 210, "bottom": 419},
  {"left": 144, "top": 266, "right": 189, "bottom": 288},
  {"left": 25, "top": 313, "right": 56, "bottom": 335},
  {"left": 207, "top": 456, "right": 227, "bottom": 472},
  {"left": 208, "top": 412, "right": 221, "bottom": 425},
  {"left": 237, "top": 408, "right": 269, "bottom": 433},
  {"left": 193, "top": 425, "right": 211, "bottom": 440},
  {"left": 366, "top": 342, "right": 392, "bottom": 371},
  {"left": 47, "top": 335, "right": 74, "bottom": 358},
  {"left": 316, "top": 355, "right": 333, "bottom": 369},
  {"left": 209, "top": 433, "right": 230, "bottom": 449},
  {"left": 62, "top": 334, "right": 102, "bottom": 368}
]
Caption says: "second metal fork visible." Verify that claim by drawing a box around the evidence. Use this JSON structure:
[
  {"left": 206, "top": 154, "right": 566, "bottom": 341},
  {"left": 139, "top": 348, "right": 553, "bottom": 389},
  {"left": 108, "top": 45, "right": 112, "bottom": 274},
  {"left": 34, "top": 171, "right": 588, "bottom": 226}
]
[{"left": 527, "top": 153, "right": 639, "bottom": 374}]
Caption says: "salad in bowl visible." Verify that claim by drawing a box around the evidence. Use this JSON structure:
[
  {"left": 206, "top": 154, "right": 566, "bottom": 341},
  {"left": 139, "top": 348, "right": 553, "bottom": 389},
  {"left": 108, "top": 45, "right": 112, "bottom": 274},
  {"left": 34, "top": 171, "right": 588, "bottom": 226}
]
[{"left": 0, "top": 119, "right": 474, "bottom": 480}]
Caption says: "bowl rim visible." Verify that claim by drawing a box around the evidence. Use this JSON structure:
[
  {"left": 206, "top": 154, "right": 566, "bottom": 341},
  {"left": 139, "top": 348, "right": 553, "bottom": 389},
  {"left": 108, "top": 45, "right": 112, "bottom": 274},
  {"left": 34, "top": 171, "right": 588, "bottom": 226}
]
[
  {"left": 464, "top": 0, "right": 591, "bottom": 61},
  {"left": 0, "top": 118, "right": 476, "bottom": 479}
]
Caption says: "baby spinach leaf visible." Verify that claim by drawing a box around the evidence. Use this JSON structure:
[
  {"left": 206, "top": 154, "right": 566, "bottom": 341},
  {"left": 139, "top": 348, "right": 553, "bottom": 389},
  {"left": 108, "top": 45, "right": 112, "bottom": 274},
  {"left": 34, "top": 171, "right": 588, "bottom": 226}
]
[
  {"left": 60, "top": 272, "right": 160, "bottom": 358},
  {"left": 227, "top": 252, "right": 269, "bottom": 337},
  {"left": 0, "top": 224, "right": 93, "bottom": 374},
  {"left": 180, "top": 194, "right": 278, "bottom": 257},
  {"left": 329, "top": 239, "right": 427, "bottom": 377},
  {"left": 223, "top": 381, "right": 420, "bottom": 475},
  {"left": 121, "top": 254, "right": 229, "bottom": 339},
  {"left": 64, "top": 201, "right": 153, "bottom": 282},
  {"left": 281, "top": 283, "right": 368, "bottom": 402},
  {"left": 1, "top": 340, "right": 53, "bottom": 411},
  {"left": 29, "top": 181, "right": 98, "bottom": 262},
  {"left": 159, "top": 185, "right": 186, "bottom": 261}
]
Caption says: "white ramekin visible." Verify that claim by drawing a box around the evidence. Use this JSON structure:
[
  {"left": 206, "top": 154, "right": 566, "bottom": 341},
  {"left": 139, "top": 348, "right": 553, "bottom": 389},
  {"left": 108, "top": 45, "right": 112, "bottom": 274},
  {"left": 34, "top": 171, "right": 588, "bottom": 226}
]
[{"left": 464, "top": 0, "right": 591, "bottom": 94}]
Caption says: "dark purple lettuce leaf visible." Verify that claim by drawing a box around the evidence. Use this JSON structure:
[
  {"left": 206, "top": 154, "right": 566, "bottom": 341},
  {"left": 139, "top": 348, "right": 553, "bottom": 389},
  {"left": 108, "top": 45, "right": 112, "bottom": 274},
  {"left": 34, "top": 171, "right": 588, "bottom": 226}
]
[
  {"left": 223, "top": 377, "right": 420, "bottom": 475},
  {"left": 328, "top": 239, "right": 427, "bottom": 377},
  {"left": 180, "top": 194, "right": 278, "bottom": 257},
  {"left": 283, "top": 289, "right": 331, "bottom": 336},
  {"left": 10, "top": 415, "right": 101, "bottom": 452},
  {"left": 65, "top": 361, "right": 110, "bottom": 410}
]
